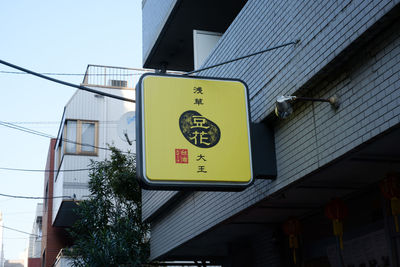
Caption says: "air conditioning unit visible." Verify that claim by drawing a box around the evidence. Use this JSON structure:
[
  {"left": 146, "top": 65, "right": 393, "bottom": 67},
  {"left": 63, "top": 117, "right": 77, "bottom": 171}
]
[{"left": 110, "top": 79, "right": 128, "bottom": 88}]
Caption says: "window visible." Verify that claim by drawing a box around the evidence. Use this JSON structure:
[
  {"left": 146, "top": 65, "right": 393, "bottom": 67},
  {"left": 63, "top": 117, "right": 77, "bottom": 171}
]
[
  {"left": 36, "top": 217, "right": 42, "bottom": 240},
  {"left": 193, "top": 30, "right": 222, "bottom": 69},
  {"left": 65, "top": 120, "right": 77, "bottom": 153},
  {"left": 54, "top": 139, "right": 64, "bottom": 172},
  {"left": 81, "top": 122, "right": 96, "bottom": 152},
  {"left": 44, "top": 183, "right": 48, "bottom": 208},
  {"left": 64, "top": 120, "right": 98, "bottom": 155}
]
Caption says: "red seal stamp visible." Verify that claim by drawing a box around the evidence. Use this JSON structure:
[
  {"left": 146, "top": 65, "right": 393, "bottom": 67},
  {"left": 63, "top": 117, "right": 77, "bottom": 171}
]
[{"left": 175, "top": 149, "right": 188, "bottom": 164}]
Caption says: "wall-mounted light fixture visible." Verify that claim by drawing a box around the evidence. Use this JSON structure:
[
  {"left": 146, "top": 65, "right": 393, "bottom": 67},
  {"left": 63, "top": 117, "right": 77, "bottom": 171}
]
[{"left": 275, "top": 95, "right": 339, "bottom": 119}]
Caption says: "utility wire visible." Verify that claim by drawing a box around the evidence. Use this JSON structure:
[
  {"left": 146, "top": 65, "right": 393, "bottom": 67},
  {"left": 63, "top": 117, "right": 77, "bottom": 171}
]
[
  {"left": 0, "top": 59, "right": 135, "bottom": 103},
  {"left": 0, "top": 120, "right": 131, "bottom": 153},
  {"left": 3, "top": 237, "right": 32, "bottom": 240},
  {"left": 0, "top": 41, "right": 299, "bottom": 99},
  {"left": 5, "top": 121, "right": 118, "bottom": 124},
  {"left": 0, "top": 167, "right": 91, "bottom": 173},
  {"left": 0, "top": 121, "right": 53, "bottom": 138},
  {"left": 2, "top": 121, "right": 121, "bottom": 130},
  {"left": 0, "top": 192, "right": 72, "bottom": 200},
  {"left": 1, "top": 225, "right": 37, "bottom": 237},
  {"left": 3, "top": 211, "right": 46, "bottom": 215},
  {"left": 0, "top": 70, "right": 144, "bottom": 76},
  {"left": 3, "top": 226, "right": 68, "bottom": 240},
  {"left": 0, "top": 41, "right": 298, "bottom": 101}
]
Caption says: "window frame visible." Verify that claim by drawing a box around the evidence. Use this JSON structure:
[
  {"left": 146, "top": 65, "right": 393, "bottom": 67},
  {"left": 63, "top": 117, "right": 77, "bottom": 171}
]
[
  {"left": 63, "top": 119, "right": 99, "bottom": 156},
  {"left": 36, "top": 216, "right": 43, "bottom": 240}
]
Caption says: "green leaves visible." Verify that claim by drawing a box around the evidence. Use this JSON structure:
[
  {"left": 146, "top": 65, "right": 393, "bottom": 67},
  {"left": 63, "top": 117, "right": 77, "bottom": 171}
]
[{"left": 66, "top": 147, "right": 149, "bottom": 267}]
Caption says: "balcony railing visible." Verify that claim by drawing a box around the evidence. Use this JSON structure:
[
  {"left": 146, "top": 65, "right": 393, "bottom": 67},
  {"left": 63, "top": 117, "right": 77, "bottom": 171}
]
[
  {"left": 81, "top": 64, "right": 152, "bottom": 89},
  {"left": 54, "top": 249, "right": 73, "bottom": 267}
]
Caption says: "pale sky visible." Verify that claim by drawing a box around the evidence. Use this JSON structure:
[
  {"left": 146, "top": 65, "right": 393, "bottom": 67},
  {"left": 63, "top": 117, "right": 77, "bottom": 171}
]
[{"left": 0, "top": 0, "right": 142, "bottom": 259}]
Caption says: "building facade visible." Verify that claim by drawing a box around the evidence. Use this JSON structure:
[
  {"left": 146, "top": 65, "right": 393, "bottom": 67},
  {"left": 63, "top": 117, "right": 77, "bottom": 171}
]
[
  {"left": 27, "top": 204, "right": 42, "bottom": 267},
  {"left": 142, "top": 0, "right": 400, "bottom": 266},
  {"left": 41, "top": 65, "right": 139, "bottom": 267},
  {"left": 41, "top": 139, "right": 70, "bottom": 267}
]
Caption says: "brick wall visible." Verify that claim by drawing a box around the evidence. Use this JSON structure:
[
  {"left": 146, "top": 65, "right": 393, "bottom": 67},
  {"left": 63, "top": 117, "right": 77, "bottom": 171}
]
[
  {"left": 41, "top": 140, "right": 70, "bottom": 267},
  {"left": 27, "top": 258, "right": 40, "bottom": 267}
]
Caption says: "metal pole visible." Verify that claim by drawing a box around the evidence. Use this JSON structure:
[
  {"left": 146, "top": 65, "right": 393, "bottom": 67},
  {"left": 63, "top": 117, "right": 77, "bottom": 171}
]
[
  {"left": 185, "top": 40, "right": 300, "bottom": 75},
  {"left": 295, "top": 97, "right": 331, "bottom": 103}
]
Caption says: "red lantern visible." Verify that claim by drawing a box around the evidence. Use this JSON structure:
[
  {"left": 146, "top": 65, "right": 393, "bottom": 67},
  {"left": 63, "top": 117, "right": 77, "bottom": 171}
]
[
  {"left": 283, "top": 218, "right": 301, "bottom": 264},
  {"left": 380, "top": 173, "right": 400, "bottom": 199},
  {"left": 380, "top": 173, "right": 400, "bottom": 232},
  {"left": 283, "top": 217, "right": 301, "bottom": 236},
  {"left": 325, "top": 198, "right": 348, "bottom": 250},
  {"left": 325, "top": 198, "right": 348, "bottom": 221}
]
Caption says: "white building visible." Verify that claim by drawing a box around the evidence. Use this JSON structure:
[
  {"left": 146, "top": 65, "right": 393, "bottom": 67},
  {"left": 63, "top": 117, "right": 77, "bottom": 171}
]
[
  {"left": 52, "top": 65, "right": 137, "bottom": 227},
  {"left": 42, "top": 65, "right": 143, "bottom": 267},
  {"left": 28, "top": 203, "right": 43, "bottom": 260}
]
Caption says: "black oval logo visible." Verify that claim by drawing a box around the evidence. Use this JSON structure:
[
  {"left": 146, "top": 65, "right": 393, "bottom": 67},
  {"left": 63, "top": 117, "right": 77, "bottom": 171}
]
[{"left": 179, "top": 110, "right": 220, "bottom": 148}]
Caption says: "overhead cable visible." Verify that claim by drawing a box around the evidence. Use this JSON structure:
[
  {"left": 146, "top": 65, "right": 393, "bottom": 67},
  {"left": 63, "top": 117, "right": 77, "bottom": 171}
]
[
  {"left": 1, "top": 225, "right": 38, "bottom": 237},
  {"left": 0, "top": 167, "right": 91, "bottom": 173},
  {"left": 0, "top": 192, "right": 72, "bottom": 200},
  {"left": 0, "top": 121, "right": 53, "bottom": 138},
  {"left": 4, "top": 120, "right": 118, "bottom": 125},
  {"left": 0, "top": 120, "right": 130, "bottom": 153},
  {"left": 0, "top": 59, "right": 135, "bottom": 103},
  {"left": 0, "top": 70, "right": 144, "bottom": 76}
]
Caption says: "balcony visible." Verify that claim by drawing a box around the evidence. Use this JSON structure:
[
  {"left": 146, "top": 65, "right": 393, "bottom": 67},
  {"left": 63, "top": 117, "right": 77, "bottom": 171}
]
[
  {"left": 54, "top": 249, "right": 73, "bottom": 267},
  {"left": 81, "top": 64, "right": 152, "bottom": 89},
  {"left": 142, "top": 0, "right": 247, "bottom": 71}
]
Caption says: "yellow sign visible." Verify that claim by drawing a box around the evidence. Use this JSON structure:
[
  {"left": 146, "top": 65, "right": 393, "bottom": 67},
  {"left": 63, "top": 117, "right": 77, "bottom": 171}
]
[{"left": 137, "top": 74, "right": 253, "bottom": 189}]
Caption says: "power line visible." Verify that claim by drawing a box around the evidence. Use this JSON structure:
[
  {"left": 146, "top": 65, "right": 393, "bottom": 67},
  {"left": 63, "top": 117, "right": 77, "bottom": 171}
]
[
  {"left": 4, "top": 121, "right": 119, "bottom": 124},
  {"left": 0, "top": 121, "right": 53, "bottom": 138},
  {"left": 3, "top": 237, "right": 31, "bottom": 240},
  {"left": 2, "top": 121, "right": 60, "bottom": 124},
  {"left": 3, "top": 211, "right": 44, "bottom": 215},
  {"left": 1, "top": 121, "right": 121, "bottom": 129},
  {"left": 0, "top": 59, "right": 135, "bottom": 103},
  {"left": 0, "top": 192, "right": 72, "bottom": 200},
  {"left": 0, "top": 120, "right": 131, "bottom": 153},
  {"left": 1, "top": 41, "right": 298, "bottom": 99},
  {"left": 1, "top": 225, "right": 37, "bottom": 237},
  {"left": 0, "top": 70, "right": 144, "bottom": 76},
  {"left": 1, "top": 225, "right": 64, "bottom": 239},
  {"left": 0, "top": 167, "right": 91, "bottom": 173}
]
